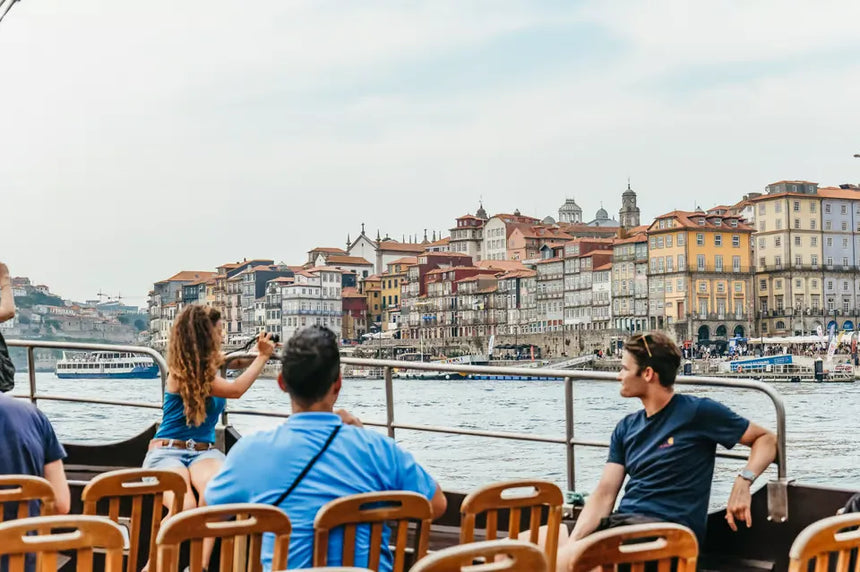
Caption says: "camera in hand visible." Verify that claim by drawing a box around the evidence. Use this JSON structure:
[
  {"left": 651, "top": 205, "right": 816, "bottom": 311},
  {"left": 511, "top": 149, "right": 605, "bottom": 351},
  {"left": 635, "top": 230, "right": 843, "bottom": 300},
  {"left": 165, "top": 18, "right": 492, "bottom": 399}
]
[{"left": 271, "top": 334, "right": 280, "bottom": 344}]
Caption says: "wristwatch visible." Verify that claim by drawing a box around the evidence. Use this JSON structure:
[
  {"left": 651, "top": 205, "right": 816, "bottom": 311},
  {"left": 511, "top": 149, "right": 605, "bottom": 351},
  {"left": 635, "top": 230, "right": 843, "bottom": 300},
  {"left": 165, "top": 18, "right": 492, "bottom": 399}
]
[{"left": 738, "top": 469, "right": 757, "bottom": 484}]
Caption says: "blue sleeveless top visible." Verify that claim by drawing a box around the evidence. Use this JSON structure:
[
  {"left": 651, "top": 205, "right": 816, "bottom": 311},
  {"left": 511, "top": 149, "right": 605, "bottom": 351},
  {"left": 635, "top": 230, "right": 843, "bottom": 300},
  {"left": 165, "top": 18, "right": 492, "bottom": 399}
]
[{"left": 154, "top": 392, "right": 226, "bottom": 443}]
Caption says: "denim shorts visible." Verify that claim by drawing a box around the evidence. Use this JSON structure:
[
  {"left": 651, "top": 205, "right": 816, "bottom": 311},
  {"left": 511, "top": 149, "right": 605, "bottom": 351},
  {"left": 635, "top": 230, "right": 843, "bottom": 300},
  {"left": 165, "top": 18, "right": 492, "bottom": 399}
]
[{"left": 142, "top": 446, "right": 226, "bottom": 470}]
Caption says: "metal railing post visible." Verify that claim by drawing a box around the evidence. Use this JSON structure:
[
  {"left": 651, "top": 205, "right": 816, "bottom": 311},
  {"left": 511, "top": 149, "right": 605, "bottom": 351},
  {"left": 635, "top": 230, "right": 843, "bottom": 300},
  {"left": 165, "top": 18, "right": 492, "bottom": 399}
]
[
  {"left": 564, "top": 375, "right": 575, "bottom": 492},
  {"left": 384, "top": 366, "right": 395, "bottom": 438},
  {"left": 27, "top": 346, "right": 36, "bottom": 405},
  {"left": 220, "top": 363, "right": 229, "bottom": 426}
]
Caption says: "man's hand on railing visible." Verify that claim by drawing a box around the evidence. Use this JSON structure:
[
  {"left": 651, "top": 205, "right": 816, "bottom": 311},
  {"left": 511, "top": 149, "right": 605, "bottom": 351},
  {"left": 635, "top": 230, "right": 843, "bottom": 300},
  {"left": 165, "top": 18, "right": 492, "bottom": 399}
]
[{"left": 335, "top": 408, "right": 363, "bottom": 428}]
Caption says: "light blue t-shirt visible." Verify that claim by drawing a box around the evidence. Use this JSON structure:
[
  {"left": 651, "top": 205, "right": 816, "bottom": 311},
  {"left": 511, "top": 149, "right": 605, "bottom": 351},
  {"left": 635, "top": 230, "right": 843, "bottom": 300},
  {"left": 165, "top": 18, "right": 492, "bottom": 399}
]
[{"left": 205, "top": 412, "right": 438, "bottom": 571}]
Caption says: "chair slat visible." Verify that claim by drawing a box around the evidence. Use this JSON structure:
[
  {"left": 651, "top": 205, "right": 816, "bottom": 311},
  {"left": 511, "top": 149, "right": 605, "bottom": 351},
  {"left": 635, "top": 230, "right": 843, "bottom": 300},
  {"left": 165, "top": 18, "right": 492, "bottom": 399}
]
[
  {"left": 368, "top": 522, "right": 384, "bottom": 570},
  {"left": 528, "top": 506, "right": 541, "bottom": 544},
  {"left": 342, "top": 524, "right": 357, "bottom": 566},
  {"left": 508, "top": 507, "right": 521, "bottom": 539},
  {"left": 835, "top": 550, "right": 850, "bottom": 572},
  {"left": 392, "top": 520, "right": 409, "bottom": 572},
  {"left": 486, "top": 510, "right": 498, "bottom": 541},
  {"left": 219, "top": 535, "right": 235, "bottom": 572}
]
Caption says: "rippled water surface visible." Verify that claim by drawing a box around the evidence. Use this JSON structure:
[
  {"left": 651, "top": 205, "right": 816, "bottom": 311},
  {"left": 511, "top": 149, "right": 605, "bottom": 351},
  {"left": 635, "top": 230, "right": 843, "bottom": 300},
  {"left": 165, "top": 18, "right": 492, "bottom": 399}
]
[{"left": 12, "top": 372, "right": 860, "bottom": 509}]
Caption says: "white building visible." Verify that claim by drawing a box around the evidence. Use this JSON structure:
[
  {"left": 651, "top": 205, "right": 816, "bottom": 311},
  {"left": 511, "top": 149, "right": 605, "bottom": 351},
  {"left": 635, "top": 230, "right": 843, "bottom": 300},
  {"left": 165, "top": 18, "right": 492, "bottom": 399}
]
[{"left": 280, "top": 269, "right": 343, "bottom": 341}]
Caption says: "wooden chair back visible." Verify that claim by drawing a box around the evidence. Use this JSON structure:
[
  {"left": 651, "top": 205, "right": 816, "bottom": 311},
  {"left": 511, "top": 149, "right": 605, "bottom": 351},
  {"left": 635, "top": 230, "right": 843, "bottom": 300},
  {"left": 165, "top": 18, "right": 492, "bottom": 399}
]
[
  {"left": 0, "top": 514, "right": 125, "bottom": 572},
  {"left": 569, "top": 523, "right": 698, "bottom": 572},
  {"left": 0, "top": 475, "right": 57, "bottom": 522},
  {"left": 82, "top": 468, "right": 186, "bottom": 572},
  {"left": 313, "top": 491, "right": 433, "bottom": 572},
  {"left": 788, "top": 512, "right": 860, "bottom": 572},
  {"left": 460, "top": 480, "right": 563, "bottom": 572},
  {"left": 409, "top": 539, "right": 548, "bottom": 572},
  {"left": 156, "top": 503, "right": 291, "bottom": 572}
]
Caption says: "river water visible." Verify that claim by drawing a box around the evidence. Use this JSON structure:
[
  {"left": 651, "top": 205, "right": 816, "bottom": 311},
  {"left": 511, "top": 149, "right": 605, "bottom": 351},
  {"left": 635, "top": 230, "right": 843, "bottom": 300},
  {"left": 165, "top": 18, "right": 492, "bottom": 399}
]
[{"left": 11, "top": 372, "right": 860, "bottom": 509}]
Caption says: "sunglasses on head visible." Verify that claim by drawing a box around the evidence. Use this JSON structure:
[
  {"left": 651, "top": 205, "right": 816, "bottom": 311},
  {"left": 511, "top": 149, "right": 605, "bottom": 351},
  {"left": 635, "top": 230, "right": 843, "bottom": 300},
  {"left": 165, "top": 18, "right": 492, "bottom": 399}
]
[{"left": 637, "top": 334, "right": 653, "bottom": 358}]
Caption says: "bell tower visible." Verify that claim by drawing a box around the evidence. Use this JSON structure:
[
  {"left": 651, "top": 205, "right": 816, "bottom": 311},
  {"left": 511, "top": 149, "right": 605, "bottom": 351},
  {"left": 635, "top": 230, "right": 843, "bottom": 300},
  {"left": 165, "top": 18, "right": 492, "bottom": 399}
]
[{"left": 619, "top": 181, "right": 640, "bottom": 229}]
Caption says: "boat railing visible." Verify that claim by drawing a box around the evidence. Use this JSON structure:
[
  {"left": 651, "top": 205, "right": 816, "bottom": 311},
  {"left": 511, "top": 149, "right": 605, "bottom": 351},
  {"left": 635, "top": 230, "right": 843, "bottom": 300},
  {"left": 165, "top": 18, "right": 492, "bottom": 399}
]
[
  {"left": 222, "top": 353, "right": 790, "bottom": 523},
  {"left": 6, "top": 339, "right": 168, "bottom": 412},
  {"left": 4, "top": 339, "right": 789, "bottom": 523}
]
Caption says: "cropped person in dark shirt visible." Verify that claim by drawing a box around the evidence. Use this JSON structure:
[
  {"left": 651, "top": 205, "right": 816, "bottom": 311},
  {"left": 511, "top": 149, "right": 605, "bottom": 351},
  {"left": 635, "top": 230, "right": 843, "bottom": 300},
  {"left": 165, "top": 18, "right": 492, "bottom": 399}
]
[{"left": 557, "top": 332, "right": 777, "bottom": 569}]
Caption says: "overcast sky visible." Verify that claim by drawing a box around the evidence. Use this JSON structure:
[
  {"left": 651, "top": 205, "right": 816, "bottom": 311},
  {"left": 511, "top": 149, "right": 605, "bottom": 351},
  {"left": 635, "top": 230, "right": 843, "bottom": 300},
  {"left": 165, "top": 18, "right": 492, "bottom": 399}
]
[{"left": 2, "top": 1, "right": 859, "bottom": 304}]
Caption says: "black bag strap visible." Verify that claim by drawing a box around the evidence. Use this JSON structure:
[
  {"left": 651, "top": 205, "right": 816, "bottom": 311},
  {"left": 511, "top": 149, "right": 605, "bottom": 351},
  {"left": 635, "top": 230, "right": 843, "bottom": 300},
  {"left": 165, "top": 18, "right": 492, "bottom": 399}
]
[{"left": 272, "top": 423, "right": 342, "bottom": 507}]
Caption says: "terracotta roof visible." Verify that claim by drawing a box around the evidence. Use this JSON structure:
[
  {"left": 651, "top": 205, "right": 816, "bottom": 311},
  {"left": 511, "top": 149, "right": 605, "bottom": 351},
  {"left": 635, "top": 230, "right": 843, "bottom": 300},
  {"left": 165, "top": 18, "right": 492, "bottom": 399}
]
[
  {"left": 498, "top": 269, "right": 537, "bottom": 279},
  {"left": 614, "top": 233, "right": 647, "bottom": 245},
  {"left": 309, "top": 247, "right": 347, "bottom": 254},
  {"left": 534, "top": 257, "right": 563, "bottom": 264},
  {"left": 477, "top": 260, "right": 525, "bottom": 271},
  {"left": 769, "top": 180, "right": 818, "bottom": 185},
  {"left": 268, "top": 276, "right": 295, "bottom": 284},
  {"left": 388, "top": 256, "right": 418, "bottom": 266},
  {"left": 817, "top": 187, "right": 860, "bottom": 200},
  {"left": 594, "top": 263, "right": 612, "bottom": 271},
  {"left": 324, "top": 255, "right": 373, "bottom": 266},
  {"left": 456, "top": 276, "right": 481, "bottom": 283},
  {"left": 477, "top": 286, "right": 498, "bottom": 294},
  {"left": 156, "top": 271, "right": 216, "bottom": 284},
  {"left": 364, "top": 274, "right": 381, "bottom": 281},
  {"left": 306, "top": 267, "right": 344, "bottom": 274},
  {"left": 579, "top": 249, "right": 614, "bottom": 258},
  {"left": 377, "top": 240, "right": 426, "bottom": 253},
  {"left": 456, "top": 214, "right": 482, "bottom": 221},
  {"left": 428, "top": 237, "right": 450, "bottom": 246},
  {"left": 341, "top": 287, "right": 365, "bottom": 298},
  {"left": 649, "top": 210, "right": 753, "bottom": 231}
]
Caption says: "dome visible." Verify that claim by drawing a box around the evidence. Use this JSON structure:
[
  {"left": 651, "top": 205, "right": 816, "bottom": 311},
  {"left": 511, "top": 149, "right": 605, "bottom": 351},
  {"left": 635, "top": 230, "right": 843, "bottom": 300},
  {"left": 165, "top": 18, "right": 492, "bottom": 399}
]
[
  {"left": 622, "top": 183, "right": 636, "bottom": 197},
  {"left": 559, "top": 198, "right": 582, "bottom": 212},
  {"left": 542, "top": 215, "right": 556, "bottom": 224},
  {"left": 596, "top": 207, "right": 609, "bottom": 219},
  {"left": 476, "top": 201, "right": 488, "bottom": 220}
]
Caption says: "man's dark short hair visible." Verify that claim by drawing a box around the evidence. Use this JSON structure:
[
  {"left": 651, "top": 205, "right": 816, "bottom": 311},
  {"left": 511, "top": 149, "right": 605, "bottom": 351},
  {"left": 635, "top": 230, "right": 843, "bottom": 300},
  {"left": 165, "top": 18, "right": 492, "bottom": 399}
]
[
  {"left": 281, "top": 325, "right": 340, "bottom": 406},
  {"left": 623, "top": 332, "right": 682, "bottom": 387}
]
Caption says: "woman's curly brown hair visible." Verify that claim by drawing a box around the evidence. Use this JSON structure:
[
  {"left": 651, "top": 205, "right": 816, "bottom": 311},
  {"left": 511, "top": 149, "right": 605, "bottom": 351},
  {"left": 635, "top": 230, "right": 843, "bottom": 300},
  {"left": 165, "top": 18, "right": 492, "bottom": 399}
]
[{"left": 168, "top": 305, "right": 223, "bottom": 427}]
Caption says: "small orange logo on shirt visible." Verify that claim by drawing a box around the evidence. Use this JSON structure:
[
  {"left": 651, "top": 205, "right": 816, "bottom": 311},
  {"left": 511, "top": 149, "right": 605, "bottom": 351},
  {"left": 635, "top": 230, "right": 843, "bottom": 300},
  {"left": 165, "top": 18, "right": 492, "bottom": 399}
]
[{"left": 658, "top": 436, "right": 674, "bottom": 449}]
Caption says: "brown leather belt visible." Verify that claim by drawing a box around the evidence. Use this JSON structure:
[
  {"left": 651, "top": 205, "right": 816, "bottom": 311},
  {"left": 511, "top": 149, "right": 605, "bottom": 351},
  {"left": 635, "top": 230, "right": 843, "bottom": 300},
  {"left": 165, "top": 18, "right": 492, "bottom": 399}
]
[{"left": 149, "top": 438, "right": 216, "bottom": 452}]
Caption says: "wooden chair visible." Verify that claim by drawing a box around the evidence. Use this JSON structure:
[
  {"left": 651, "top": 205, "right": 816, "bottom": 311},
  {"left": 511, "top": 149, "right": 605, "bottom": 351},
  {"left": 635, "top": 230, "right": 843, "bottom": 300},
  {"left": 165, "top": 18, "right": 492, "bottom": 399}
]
[
  {"left": 0, "top": 514, "right": 125, "bottom": 572},
  {"left": 0, "top": 475, "right": 57, "bottom": 522},
  {"left": 156, "top": 503, "right": 292, "bottom": 572},
  {"left": 460, "top": 480, "right": 563, "bottom": 572},
  {"left": 788, "top": 512, "right": 860, "bottom": 572},
  {"left": 409, "top": 539, "right": 548, "bottom": 572},
  {"left": 568, "top": 523, "right": 698, "bottom": 572},
  {"left": 313, "top": 491, "right": 433, "bottom": 572},
  {"left": 82, "top": 468, "right": 186, "bottom": 572}
]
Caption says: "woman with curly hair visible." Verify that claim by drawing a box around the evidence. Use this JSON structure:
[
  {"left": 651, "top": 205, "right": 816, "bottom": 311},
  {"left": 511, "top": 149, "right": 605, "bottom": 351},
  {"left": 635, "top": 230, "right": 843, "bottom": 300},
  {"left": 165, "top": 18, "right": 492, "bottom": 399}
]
[{"left": 143, "top": 304, "right": 274, "bottom": 570}]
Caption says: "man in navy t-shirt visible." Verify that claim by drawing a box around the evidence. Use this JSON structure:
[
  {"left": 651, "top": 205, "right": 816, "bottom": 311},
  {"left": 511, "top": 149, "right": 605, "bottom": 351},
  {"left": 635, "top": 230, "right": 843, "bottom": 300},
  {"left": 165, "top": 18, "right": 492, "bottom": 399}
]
[
  {"left": 558, "top": 332, "right": 777, "bottom": 569},
  {"left": 206, "top": 325, "right": 447, "bottom": 570},
  {"left": 0, "top": 393, "right": 71, "bottom": 518}
]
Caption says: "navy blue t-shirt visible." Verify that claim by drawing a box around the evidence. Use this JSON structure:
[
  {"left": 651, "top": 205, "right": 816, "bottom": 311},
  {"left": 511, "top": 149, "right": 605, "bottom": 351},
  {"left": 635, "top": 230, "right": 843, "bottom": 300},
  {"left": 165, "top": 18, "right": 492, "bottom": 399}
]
[
  {"left": 608, "top": 393, "right": 749, "bottom": 542},
  {"left": 0, "top": 395, "right": 66, "bottom": 520}
]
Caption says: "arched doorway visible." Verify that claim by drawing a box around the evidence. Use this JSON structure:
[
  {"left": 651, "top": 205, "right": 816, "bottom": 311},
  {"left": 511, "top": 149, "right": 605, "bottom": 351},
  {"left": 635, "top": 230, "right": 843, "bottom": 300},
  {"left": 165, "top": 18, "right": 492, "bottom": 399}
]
[
  {"left": 733, "top": 325, "right": 745, "bottom": 338},
  {"left": 697, "top": 325, "right": 710, "bottom": 342},
  {"left": 715, "top": 324, "right": 727, "bottom": 339},
  {"left": 775, "top": 320, "right": 786, "bottom": 331},
  {"left": 827, "top": 320, "right": 838, "bottom": 333},
  {"left": 844, "top": 320, "right": 855, "bottom": 332}
]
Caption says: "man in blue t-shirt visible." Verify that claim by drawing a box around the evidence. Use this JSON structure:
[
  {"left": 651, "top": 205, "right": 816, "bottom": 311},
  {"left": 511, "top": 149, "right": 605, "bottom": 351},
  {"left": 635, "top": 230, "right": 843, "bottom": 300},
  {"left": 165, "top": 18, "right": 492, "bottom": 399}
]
[
  {"left": 0, "top": 393, "right": 71, "bottom": 518},
  {"left": 558, "top": 332, "right": 777, "bottom": 569},
  {"left": 206, "top": 325, "right": 446, "bottom": 571}
]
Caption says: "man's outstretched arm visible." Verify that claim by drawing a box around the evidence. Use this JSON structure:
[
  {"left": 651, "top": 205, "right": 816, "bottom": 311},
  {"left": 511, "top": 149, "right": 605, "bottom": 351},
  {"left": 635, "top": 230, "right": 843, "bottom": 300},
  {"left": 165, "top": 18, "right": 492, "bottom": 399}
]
[
  {"left": 725, "top": 422, "right": 777, "bottom": 531},
  {"left": 569, "top": 462, "right": 625, "bottom": 541}
]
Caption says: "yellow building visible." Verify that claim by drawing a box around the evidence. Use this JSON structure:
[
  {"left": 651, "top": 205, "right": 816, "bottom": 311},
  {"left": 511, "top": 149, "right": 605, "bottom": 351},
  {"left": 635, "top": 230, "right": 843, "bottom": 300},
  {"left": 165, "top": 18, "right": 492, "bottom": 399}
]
[
  {"left": 751, "top": 183, "right": 823, "bottom": 335},
  {"left": 359, "top": 274, "right": 383, "bottom": 331},
  {"left": 380, "top": 257, "right": 417, "bottom": 331},
  {"left": 647, "top": 210, "right": 754, "bottom": 343}
]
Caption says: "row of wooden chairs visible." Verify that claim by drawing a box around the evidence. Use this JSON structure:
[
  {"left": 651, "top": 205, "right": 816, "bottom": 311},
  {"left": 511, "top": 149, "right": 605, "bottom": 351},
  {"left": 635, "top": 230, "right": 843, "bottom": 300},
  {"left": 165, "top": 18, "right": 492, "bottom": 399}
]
[{"left": 3, "top": 471, "right": 860, "bottom": 572}]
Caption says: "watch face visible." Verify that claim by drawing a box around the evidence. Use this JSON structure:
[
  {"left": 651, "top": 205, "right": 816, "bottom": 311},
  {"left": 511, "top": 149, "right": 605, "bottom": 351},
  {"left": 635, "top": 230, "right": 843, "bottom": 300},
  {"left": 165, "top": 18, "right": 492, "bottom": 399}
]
[{"left": 740, "top": 470, "right": 756, "bottom": 481}]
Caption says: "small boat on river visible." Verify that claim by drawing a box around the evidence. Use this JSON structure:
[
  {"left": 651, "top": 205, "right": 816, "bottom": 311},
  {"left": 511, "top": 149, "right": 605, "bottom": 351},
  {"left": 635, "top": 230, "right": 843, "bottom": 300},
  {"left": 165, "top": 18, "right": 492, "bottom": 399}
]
[{"left": 55, "top": 351, "right": 159, "bottom": 379}]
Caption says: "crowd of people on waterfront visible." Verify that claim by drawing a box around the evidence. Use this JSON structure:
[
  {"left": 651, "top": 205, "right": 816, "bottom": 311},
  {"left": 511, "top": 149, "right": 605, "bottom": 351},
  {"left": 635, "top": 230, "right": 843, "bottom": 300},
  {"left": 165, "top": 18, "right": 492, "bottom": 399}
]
[{"left": 0, "top": 257, "right": 781, "bottom": 570}]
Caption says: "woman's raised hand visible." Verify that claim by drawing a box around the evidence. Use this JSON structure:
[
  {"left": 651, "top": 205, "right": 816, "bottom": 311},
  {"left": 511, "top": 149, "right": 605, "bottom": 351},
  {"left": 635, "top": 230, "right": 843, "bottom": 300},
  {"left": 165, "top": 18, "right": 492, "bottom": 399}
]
[{"left": 257, "top": 332, "right": 275, "bottom": 358}]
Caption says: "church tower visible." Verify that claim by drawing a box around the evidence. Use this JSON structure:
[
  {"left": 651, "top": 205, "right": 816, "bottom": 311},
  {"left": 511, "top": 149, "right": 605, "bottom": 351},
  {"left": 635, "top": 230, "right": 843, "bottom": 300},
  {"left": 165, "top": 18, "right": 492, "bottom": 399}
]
[{"left": 619, "top": 182, "right": 640, "bottom": 229}]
